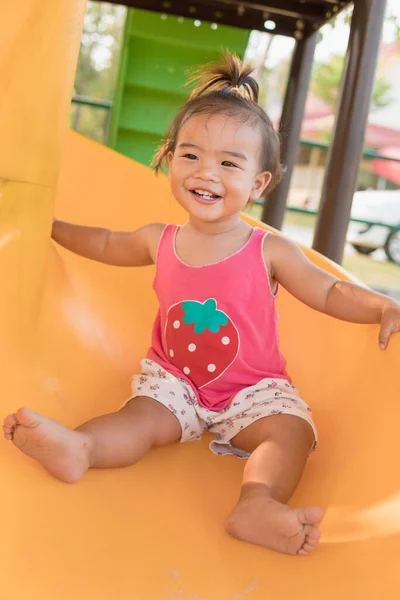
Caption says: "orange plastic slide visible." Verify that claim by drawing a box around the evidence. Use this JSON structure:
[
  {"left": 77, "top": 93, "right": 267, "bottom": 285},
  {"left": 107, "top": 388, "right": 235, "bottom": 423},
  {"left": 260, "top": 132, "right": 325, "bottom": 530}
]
[
  {"left": 2, "top": 1, "right": 400, "bottom": 596},
  {"left": 2, "top": 130, "right": 400, "bottom": 599}
]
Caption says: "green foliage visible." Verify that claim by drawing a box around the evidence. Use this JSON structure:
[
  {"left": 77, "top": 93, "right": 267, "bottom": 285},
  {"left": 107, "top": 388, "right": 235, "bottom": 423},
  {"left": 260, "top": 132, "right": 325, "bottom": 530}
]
[
  {"left": 372, "top": 77, "right": 394, "bottom": 110},
  {"left": 311, "top": 54, "right": 343, "bottom": 109},
  {"left": 312, "top": 53, "right": 393, "bottom": 113},
  {"left": 69, "top": 1, "right": 126, "bottom": 143},
  {"left": 386, "top": 12, "right": 400, "bottom": 41}
]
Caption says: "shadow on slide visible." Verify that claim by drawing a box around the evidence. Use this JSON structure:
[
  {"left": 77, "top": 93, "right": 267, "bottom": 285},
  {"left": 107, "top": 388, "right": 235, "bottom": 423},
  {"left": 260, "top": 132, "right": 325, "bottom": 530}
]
[{"left": 2, "top": 131, "right": 400, "bottom": 599}]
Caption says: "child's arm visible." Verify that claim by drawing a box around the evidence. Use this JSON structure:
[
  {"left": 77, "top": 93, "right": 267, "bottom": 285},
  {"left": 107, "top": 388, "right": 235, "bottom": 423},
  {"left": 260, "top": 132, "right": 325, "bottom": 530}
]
[
  {"left": 51, "top": 220, "right": 165, "bottom": 266},
  {"left": 266, "top": 234, "right": 400, "bottom": 349}
]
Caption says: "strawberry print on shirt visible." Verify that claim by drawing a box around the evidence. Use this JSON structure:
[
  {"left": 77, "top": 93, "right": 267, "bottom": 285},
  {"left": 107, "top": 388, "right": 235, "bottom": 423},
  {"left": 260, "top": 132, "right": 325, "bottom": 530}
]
[{"left": 165, "top": 298, "right": 239, "bottom": 388}]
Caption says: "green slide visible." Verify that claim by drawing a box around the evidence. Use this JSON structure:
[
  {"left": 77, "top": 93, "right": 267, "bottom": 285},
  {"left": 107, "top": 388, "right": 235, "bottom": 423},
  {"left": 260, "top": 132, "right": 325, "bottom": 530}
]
[{"left": 109, "top": 8, "right": 249, "bottom": 166}]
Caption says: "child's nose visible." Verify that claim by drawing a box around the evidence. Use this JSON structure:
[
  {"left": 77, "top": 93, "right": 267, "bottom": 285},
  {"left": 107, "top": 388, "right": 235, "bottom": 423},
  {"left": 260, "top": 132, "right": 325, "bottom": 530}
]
[{"left": 193, "top": 163, "right": 220, "bottom": 182}]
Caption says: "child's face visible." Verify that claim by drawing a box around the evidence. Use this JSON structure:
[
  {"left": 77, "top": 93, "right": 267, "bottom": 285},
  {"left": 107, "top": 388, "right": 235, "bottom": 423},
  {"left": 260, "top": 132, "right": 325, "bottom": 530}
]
[{"left": 167, "top": 113, "right": 271, "bottom": 226}]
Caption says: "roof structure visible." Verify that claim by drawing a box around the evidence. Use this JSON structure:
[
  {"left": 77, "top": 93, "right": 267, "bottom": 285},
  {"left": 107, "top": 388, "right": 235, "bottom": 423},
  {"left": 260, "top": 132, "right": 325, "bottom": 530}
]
[{"left": 106, "top": 0, "right": 353, "bottom": 38}]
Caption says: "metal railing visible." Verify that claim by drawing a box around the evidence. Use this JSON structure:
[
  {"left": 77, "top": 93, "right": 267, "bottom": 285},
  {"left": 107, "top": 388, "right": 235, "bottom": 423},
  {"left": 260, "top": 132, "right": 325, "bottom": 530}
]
[
  {"left": 70, "top": 95, "right": 113, "bottom": 144},
  {"left": 300, "top": 138, "right": 400, "bottom": 164},
  {"left": 247, "top": 202, "right": 399, "bottom": 231}
]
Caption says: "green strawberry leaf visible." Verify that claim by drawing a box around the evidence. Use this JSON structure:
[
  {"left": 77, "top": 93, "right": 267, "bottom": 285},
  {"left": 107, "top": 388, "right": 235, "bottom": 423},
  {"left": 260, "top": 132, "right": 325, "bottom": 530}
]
[{"left": 182, "top": 299, "right": 228, "bottom": 334}]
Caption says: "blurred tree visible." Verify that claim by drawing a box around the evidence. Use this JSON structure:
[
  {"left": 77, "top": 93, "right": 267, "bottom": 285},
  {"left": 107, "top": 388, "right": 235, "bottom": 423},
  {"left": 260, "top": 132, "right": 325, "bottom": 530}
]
[
  {"left": 69, "top": 1, "right": 126, "bottom": 143},
  {"left": 386, "top": 11, "right": 400, "bottom": 41},
  {"left": 74, "top": 1, "right": 126, "bottom": 99},
  {"left": 312, "top": 53, "right": 393, "bottom": 113}
]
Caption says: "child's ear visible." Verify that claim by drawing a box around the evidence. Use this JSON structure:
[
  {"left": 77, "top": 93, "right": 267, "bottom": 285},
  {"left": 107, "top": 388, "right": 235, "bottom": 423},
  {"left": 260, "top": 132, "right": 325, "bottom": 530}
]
[
  {"left": 249, "top": 171, "right": 272, "bottom": 201},
  {"left": 167, "top": 151, "right": 174, "bottom": 179}
]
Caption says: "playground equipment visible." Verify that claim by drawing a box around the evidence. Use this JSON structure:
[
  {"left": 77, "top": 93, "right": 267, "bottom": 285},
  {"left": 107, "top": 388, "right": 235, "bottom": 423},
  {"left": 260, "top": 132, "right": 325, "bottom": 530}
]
[
  {"left": 1, "top": 1, "right": 399, "bottom": 598},
  {"left": 108, "top": 9, "right": 249, "bottom": 166}
]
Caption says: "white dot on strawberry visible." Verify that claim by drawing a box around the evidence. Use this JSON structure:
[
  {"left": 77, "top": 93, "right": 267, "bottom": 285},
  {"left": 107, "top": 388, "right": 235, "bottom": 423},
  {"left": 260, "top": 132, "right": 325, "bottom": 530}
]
[
  {"left": 221, "top": 336, "right": 230, "bottom": 345},
  {"left": 188, "top": 343, "right": 196, "bottom": 352},
  {"left": 183, "top": 367, "right": 190, "bottom": 375},
  {"left": 169, "top": 349, "right": 174, "bottom": 357},
  {"left": 207, "top": 364, "right": 216, "bottom": 373},
  {"left": 173, "top": 320, "right": 180, "bottom": 329}
]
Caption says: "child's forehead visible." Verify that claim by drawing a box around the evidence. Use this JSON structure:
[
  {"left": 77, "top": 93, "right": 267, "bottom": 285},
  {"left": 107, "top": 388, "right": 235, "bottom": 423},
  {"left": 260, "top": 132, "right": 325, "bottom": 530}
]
[{"left": 177, "top": 112, "right": 260, "bottom": 150}]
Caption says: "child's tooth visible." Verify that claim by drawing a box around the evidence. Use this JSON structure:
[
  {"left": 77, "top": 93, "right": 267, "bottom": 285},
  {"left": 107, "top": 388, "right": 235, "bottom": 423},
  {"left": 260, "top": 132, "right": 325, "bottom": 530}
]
[{"left": 193, "top": 189, "right": 217, "bottom": 199}]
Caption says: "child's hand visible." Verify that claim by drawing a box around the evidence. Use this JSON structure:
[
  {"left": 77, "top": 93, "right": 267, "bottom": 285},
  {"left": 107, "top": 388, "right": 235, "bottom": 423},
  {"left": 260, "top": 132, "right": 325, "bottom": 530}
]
[
  {"left": 51, "top": 218, "right": 58, "bottom": 239},
  {"left": 379, "top": 300, "right": 400, "bottom": 350}
]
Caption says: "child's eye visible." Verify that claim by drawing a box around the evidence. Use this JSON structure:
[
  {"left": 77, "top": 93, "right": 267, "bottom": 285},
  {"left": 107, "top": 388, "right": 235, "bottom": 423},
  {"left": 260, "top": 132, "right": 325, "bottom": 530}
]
[
  {"left": 182, "top": 153, "right": 198, "bottom": 160},
  {"left": 222, "top": 161, "right": 237, "bottom": 168}
]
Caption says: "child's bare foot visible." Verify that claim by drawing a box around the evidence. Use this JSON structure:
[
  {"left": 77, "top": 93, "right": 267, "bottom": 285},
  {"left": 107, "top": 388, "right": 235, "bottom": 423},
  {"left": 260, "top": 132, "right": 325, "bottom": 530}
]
[
  {"left": 3, "top": 408, "right": 91, "bottom": 483},
  {"left": 226, "top": 489, "right": 323, "bottom": 555}
]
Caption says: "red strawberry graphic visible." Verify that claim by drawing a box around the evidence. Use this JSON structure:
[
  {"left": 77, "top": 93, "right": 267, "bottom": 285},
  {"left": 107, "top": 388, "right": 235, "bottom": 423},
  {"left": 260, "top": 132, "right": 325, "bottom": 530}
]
[{"left": 165, "top": 298, "right": 239, "bottom": 388}]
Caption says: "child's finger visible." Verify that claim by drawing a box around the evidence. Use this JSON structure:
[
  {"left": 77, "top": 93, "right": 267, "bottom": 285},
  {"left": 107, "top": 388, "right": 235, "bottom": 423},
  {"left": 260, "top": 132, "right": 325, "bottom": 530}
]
[
  {"left": 379, "top": 321, "right": 400, "bottom": 350},
  {"left": 378, "top": 325, "right": 390, "bottom": 350}
]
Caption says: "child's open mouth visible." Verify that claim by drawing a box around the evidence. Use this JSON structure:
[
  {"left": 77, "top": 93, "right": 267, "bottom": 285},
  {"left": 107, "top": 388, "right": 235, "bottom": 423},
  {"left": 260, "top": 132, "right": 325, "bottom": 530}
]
[{"left": 190, "top": 189, "right": 221, "bottom": 204}]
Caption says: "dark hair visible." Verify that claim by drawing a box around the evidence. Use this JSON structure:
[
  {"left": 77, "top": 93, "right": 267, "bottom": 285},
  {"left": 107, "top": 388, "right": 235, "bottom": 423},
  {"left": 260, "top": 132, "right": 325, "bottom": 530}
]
[{"left": 152, "top": 52, "right": 284, "bottom": 192}]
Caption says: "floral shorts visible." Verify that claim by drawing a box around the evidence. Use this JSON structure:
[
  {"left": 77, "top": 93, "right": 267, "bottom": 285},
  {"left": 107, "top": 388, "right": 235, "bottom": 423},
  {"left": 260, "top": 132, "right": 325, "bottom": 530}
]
[{"left": 126, "top": 359, "right": 317, "bottom": 459}]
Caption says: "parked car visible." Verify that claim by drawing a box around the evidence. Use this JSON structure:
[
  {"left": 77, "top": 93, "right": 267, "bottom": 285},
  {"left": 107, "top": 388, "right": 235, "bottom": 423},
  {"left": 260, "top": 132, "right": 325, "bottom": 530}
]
[{"left": 347, "top": 190, "right": 400, "bottom": 264}]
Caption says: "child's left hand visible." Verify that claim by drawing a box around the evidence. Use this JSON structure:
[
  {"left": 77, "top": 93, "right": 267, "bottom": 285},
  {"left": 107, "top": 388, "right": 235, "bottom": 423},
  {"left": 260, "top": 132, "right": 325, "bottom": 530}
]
[{"left": 379, "top": 301, "right": 400, "bottom": 350}]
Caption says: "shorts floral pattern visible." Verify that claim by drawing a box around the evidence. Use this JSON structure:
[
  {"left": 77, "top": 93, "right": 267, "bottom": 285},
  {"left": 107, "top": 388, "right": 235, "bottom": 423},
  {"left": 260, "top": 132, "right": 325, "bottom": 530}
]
[{"left": 127, "top": 359, "right": 317, "bottom": 459}]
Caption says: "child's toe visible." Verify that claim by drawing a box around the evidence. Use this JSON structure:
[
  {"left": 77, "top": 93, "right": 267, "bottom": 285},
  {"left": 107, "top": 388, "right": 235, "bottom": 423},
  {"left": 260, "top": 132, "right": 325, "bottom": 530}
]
[
  {"left": 301, "top": 542, "right": 316, "bottom": 553},
  {"left": 15, "top": 407, "right": 40, "bottom": 427},
  {"left": 3, "top": 413, "right": 18, "bottom": 430},
  {"left": 296, "top": 522, "right": 321, "bottom": 555},
  {"left": 3, "top": 413, "right": 18, "bottom": 438},
  {"left": 299, "top": 506, "right": 324, "bottom": 526},
  {"left": 306, "top": 526, "right": 321, "bottom": 544}
]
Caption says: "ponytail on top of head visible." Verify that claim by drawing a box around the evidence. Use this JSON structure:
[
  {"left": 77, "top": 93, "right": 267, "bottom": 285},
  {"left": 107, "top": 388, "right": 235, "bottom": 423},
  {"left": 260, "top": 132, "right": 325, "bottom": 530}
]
[
  {"left": 187, "top": 51, "right": 259, "bottom": 103},
  {"left": 152, "top": 51, "right": 284, "bottom": 193}
]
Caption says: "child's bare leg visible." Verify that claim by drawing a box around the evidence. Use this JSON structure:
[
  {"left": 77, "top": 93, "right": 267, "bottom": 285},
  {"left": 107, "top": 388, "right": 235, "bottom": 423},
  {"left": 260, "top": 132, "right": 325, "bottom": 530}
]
[
  {"left": 3, "top": 397, "right": 181, "bottom": 483},
  {"left": 225, "top": 414, "right": 323, "bottom": 555}
]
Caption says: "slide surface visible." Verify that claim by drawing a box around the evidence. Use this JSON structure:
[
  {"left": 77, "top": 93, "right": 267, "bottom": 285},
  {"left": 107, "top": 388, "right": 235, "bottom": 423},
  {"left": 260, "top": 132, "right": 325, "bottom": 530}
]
[{"left": 2, "top": 131, "right": 400, "bottom": 599}]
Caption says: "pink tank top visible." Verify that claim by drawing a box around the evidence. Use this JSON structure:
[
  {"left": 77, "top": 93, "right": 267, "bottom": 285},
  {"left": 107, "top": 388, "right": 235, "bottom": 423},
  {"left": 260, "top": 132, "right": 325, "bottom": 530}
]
[{"left": 147, "top": 224, "right": 290, "bottom": 410}]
